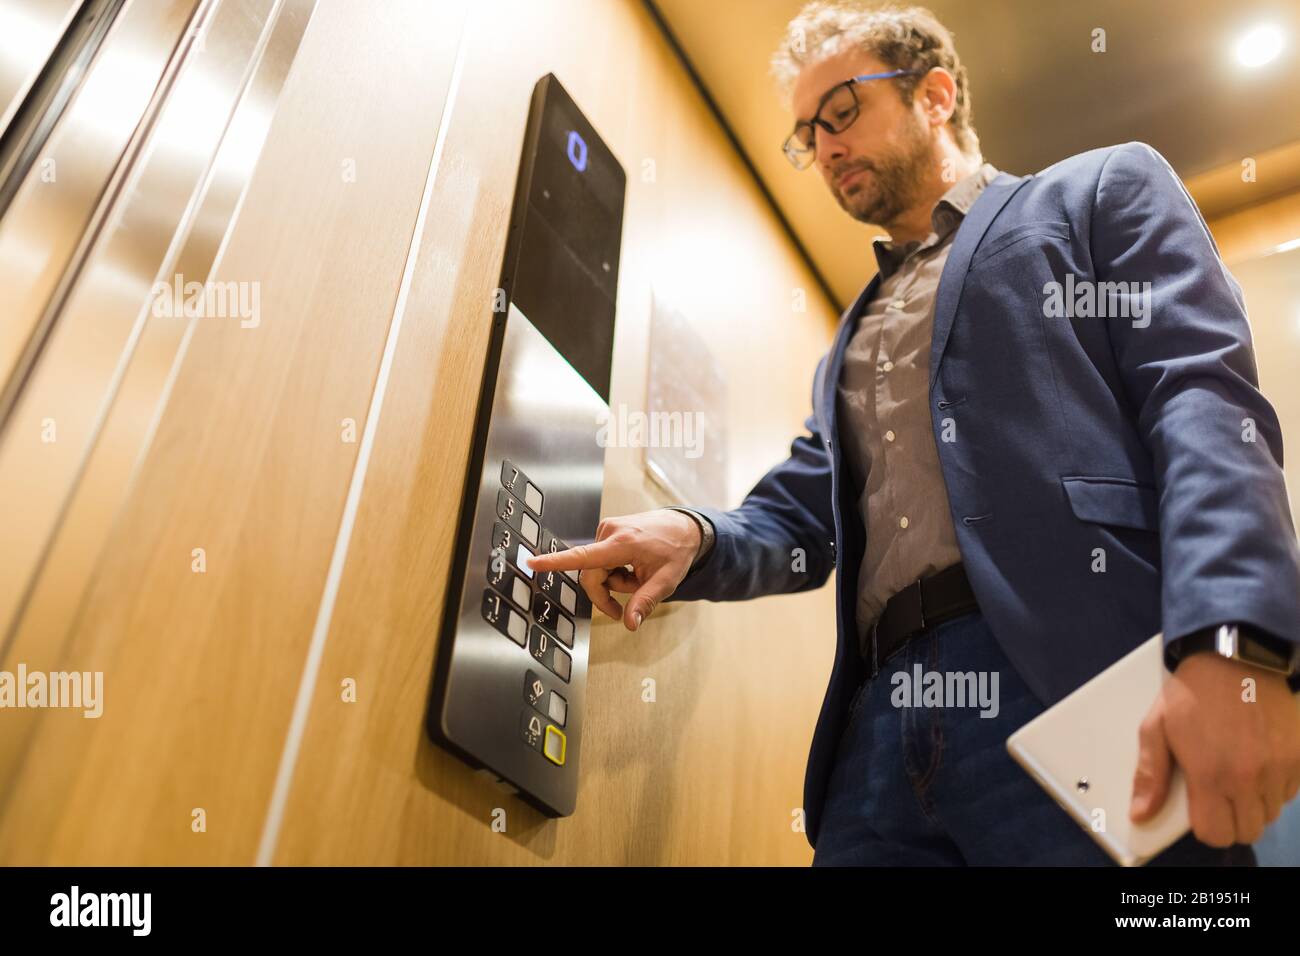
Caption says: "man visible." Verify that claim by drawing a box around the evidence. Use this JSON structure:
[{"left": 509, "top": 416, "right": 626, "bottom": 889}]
[{"left": 528, "top": 2, "right": 1300, "bottom": 864}]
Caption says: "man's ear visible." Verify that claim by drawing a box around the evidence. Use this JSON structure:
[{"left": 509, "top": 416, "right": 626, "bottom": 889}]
[{"left": 918, "top": 67, "right": 957, "bottom": 128}]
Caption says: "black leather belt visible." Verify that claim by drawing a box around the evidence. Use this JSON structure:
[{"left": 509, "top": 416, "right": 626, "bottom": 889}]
[{"left": 863, "top": 562, "right": 979, "bottom": 674}]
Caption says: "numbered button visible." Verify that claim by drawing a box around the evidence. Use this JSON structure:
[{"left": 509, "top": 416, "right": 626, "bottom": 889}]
[
  {"left": 529, "top": 625, "right": 572, "bottom": 682},
  {"left": 495, "top": 488, "right": 519, "bottom": 524},
  {"left": 532, "top": 593, "right": 560, "bottom": 632},
  {"left": 482, "top": 589, "right": 527, "bottom": 646},
  {"left": 540, "top": 529, "right": 580, "bottom": 587},
  {"left": 490, "top": 520, "right": 516, "bottom": 556},
  {"left": 558, "top": 580, "right": 578, "bottom": 615},
  {"left": 523, "top": 481, "right": 543, "bottom": 517},
  {"left": 553, "top": 613, "right": 574, "bottom": 647},
  {"left": 537, "top": 568, "right": 562, "bottom": 600},
  {"left": 532, "top": 589, "right": 574, "bottom": 646},
  {"left": 487, "top": 551, "right": 531, "bottom": 610},
  {"left": 500, "top": 459, "right": 528, "bottom": 496},
  {"left": 496, "top": 489, "right": 540, "bottom": 547}
]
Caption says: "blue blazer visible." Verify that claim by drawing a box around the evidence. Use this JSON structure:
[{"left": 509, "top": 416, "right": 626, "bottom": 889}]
[{"left": 664, "top": 142, "right": 1300, "bottom": 849}]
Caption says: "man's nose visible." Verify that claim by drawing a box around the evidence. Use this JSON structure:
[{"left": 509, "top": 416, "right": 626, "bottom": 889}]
[{"left": 815, "top": 126, "right": 848, "bottom": 169}]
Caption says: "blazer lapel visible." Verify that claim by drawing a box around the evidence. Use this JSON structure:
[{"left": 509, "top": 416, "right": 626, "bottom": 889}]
[{"left": 929, "top": 172, "right": 1030, "bottom": 391}]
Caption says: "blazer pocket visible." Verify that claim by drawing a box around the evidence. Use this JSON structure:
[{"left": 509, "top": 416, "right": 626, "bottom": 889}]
[
  {"left": 1061, "top": 476, "right": 1159, "bottom": 532},
  {"left": 969, "top": 220, "right": 1070, "bottom": 271}
]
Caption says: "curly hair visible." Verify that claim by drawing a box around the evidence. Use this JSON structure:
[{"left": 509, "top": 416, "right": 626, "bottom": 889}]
[{"left": 770, "top": 1, "right": 979, "bottom": 155}]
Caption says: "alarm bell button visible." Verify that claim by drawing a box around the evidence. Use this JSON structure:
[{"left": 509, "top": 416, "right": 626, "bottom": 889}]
[{"left": 543, "top": 725, "right": 566, "bottom": 765}]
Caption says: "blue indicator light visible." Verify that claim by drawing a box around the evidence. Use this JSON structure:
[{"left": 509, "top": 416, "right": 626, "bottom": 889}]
[{"left": 566, "top": 130, "right": 588, "bottom": 172}]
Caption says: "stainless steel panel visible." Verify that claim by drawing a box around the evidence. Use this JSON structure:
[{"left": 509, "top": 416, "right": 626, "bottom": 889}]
[
  {"left": 0, "top": 0, "right": 84, "bottom": 137},
  {"left": 431, "top": 301, "right": 607, "bottom": 817}
]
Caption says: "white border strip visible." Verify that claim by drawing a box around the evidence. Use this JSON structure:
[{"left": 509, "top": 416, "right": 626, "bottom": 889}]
[{"left": 255, "top": 11, "right": 471, "bottom": 866}]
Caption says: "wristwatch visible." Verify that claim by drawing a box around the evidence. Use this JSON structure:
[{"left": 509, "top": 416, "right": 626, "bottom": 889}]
[
  {"left": 665, "top": 507, "right": 714, "bottom": 573},
  {"left": 1167, "top": 622, "right": 1300, "bottom": 676}
]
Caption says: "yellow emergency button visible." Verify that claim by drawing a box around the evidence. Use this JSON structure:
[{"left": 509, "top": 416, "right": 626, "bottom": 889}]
[{"left": 543, "top": 725, "right": 567, "bottom": 765}]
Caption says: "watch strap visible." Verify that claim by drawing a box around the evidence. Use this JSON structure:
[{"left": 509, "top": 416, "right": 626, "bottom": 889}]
[
  {"left": 1171, "top": 623, "right": 1300, "bottom": 676},
  {"left": 666, "top": 507, "right": 714, "bottom": 572}
]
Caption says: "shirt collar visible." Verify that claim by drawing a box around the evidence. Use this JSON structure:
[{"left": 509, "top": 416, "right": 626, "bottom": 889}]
[{"left": 870, "top": 162, "right": 1000, "bottom": 279}]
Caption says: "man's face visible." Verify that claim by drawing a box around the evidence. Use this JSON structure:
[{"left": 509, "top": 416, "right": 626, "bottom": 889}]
[{"left": 789, "top": 50, "right": 934, "bottom": 228}]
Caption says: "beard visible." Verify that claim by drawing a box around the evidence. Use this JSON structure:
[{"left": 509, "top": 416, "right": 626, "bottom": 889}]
[{"left": 832, "top": 116, "right": 933, "bottom": 229}]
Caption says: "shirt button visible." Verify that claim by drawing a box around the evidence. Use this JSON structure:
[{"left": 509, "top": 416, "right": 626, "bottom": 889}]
[
  {"left": 882, "top": 360, "right": 894, "bottom": 372},
  {"left": 899, "top": 516, "right": 909, "bottom": 529},
  {"left": 891, "top": 298, "right": 906, "bottom": 310},
  {"left": 884, "top": 430, "right": 896, "bottom": 442}
]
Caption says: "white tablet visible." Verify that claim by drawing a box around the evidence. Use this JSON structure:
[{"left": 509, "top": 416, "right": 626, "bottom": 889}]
[{"left": 1006, "top": 632, "right": 1298, "bottom": 866}]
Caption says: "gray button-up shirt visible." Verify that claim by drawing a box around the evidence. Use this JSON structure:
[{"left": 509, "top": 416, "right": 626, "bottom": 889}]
[{"left": 837, "top": 163, "right": 1000, "bottom": 658}]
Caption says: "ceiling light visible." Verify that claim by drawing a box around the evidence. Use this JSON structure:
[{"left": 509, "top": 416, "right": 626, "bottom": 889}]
[{"left": 1234, "top": 24, "right": 1285, "bottom": 68}]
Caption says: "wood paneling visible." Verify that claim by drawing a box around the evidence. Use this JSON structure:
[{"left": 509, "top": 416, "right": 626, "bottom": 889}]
[
  {"left": 0, "top": 0, "right": 468, "bottom": 864},
  {"left": 270, "top": 0, "right": 840, "bottom": 867},
  {"left": 1, "top": 0, "right": 841, "bottom": 865}
]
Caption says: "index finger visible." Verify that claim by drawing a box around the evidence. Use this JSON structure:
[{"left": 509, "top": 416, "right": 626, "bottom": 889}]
[{"left": 527, "top": 538, "right": 630, "bottom": 573}]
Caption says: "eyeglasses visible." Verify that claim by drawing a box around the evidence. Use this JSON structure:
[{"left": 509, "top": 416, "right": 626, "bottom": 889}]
[{"left": 781, "top": 69, "right": 927, "bottom": 170}]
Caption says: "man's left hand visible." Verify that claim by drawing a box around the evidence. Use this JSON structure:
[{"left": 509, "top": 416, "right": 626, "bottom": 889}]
[{"left": 1130, "top": 652, "right": 1300, "bottom": 846}]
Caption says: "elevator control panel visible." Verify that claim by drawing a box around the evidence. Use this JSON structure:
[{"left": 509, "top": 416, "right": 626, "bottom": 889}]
[{"left": 425, "top": 74, "right": 624, "bottom": 817}]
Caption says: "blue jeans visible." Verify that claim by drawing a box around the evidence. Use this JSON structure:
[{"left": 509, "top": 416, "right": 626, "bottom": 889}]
[{"left": 811, "top": 610, "right": 1257, "bottom": 866}]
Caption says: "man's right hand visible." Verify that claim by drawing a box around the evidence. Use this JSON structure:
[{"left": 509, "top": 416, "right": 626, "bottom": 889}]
[{"left": 525, "top": 509, "right": 703, "bottom": 632}]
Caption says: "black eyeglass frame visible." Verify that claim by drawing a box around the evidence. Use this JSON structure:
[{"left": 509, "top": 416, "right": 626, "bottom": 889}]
[{"left": 781, "top": 68, "right": 929, "bottom": 170}]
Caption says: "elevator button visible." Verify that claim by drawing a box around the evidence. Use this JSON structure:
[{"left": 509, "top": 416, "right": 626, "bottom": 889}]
[
  {"left": 529, "top": 625, "right": 572, "bottom": 682},
  {"left": 538, "top": 568, "right": 561, "bottom": 600},
  {"left": 500, "top": 458, "right": 528, "bottom": 496},
  {"left": 515, "top": 542, "right": 535, "bottom": 577},
  {"left": 548, "top": 690, "right": 567, "bottom": 726},
  {"left": 551, "top": 643, "right": 571, "bottom": 681},
  {"left": 496, "top": 488, "right": 518, "bottom": 523},
  {"left": 524, "top": 481, "right": 543, "bottom": 516},
  {"left": 541, "top": 530, "right": 580, "bottom": 586},
  {"left": 554, "top": 612, "right": 574, "bottom": 647},
  {"left": 487, "top": 555, "right": 529, "bottom": 610},
  {"left": 491, "top": 520, "right": 516, "bottom": 557},
  {"left": 511, "top": 575, "right": 531, "bottom": 611},
  {"left": 532, "top": 593, "right": 559, "bottom": 631},
  {"left": 520, "top": 512, "right": 539, "bottom": 547},
  {"left": 482, "top": 589, "right": 503, "bottom": 626},
  {"left": 559, "top": 580, "right": 577, "bottom": 614},
  {"left": 543, "top": 725, "right": 566, "bottom": 765},
  {"left": 520, "top": 709, "right": 544, "bottom": 750},
  {"left": 507, "top": 610, "right": 527, "bottom": 645},
  {"left": 487, "top": 549, "right": 510, "bottom": 588},
  {"left": 483, "top": 589, "right": 527, "bottom": 647},
  {"left": 524, "top": 669, "right": 546, "bottom": 707}
]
